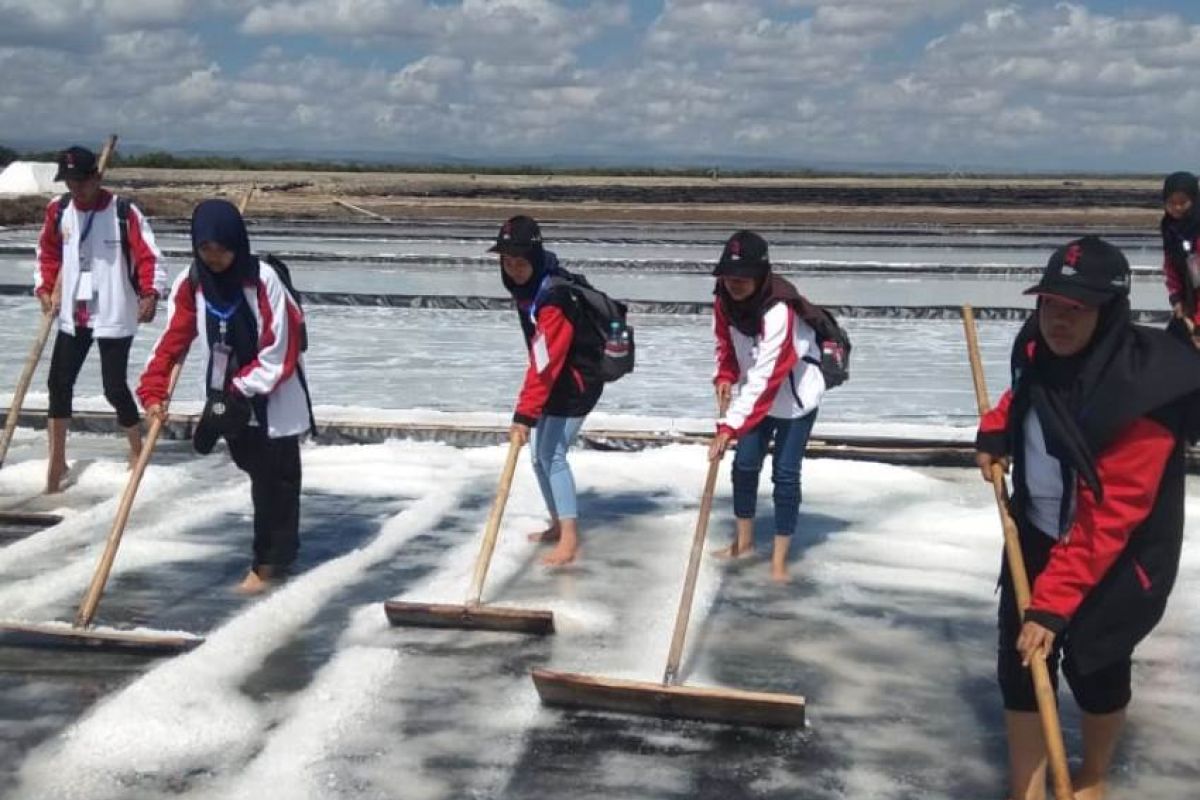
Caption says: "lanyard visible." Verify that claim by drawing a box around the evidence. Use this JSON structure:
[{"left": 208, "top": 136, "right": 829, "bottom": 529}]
[
  {"left": 78, "top": 210, "right": 97, "bottom": 245},
  {"left": 527, "top": 273, "right": 552, "bottom": 325},
  {"left": 76, "top": 209, "right": 98, "bottom": 280},
  {"left": 205, "top": 295, "right": 243, "bottom": 339}
]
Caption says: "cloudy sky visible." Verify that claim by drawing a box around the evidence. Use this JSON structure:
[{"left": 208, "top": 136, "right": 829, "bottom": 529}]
[{"left": 1, "top": 0, "right": 1198, "bottom": 171}]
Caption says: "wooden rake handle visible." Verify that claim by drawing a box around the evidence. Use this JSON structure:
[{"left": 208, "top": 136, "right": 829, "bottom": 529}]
[
  {"left": 75, "top": 361, "right": 183, "bottom": 628},
  {"left": 0, "top": 313, "right": 56, "bottom": 468},
  {"left": 662, "top": 448, "right": 723, "bottom": 687},
  {"left": 465, "top": 434, "right": 524, "bottom": 605},
  {"left": 0, "top": 135, "right": 120, "bottom": 469},
  {"left": 961, "top": 305, "right": 1073, "bottom": 800}
]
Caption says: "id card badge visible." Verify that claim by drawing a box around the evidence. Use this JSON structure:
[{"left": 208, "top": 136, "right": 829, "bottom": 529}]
[
  {"left": 209, "top": 343, "right": 232, "bottom": 392},
  {"left": 75, "top": 271, "right": 93, "bottom": 301},
  {"left": 532, "top": 333, "right": 550, "bottom": 373}
]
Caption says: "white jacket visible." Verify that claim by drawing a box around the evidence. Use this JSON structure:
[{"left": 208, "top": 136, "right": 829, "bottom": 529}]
[
  {"left": 139, "top": 261, "right": 311, "bottom": 439},
  {"left": 35, "top": 193, "right": 165, "bottom": 338},
  {"left": 714, "top": 301, "right": 825, "bottom": 434}
]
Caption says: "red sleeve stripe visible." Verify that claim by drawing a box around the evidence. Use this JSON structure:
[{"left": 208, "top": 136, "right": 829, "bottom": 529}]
[
  {"left": 712, "top": 301, "right": 740, "bottom": 385},
  {"left": 231, "top": 276, "right": 303, "bottom": 396},
  {"left": 126, "top": 204, "right": 161, "bottom": 296},
  {"left": 137, "top": 271, "right": 198, "bottom": 408}
]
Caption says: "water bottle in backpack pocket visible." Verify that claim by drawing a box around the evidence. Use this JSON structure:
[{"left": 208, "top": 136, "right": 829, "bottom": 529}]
[
  {"left": 601, "top": 320, "right": 635, "bottom": 382},
  {"left": 795, "top": 299, "right": 851, "bottom": 389}
]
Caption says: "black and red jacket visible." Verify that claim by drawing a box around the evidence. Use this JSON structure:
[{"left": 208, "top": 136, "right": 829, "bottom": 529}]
[
  {"left": 977, "top": 317, "right": 1200, "bottom": 672},
  {"left": 504, "top": 252, "right": 604, "bottom": 425},
  {"left": 1161, "top": 213, "right": 1200, "bottom": 324}
]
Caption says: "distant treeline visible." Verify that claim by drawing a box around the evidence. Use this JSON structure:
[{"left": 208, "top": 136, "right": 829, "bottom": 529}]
[
  {"left": 0, "top": 143, "right": 1162, "bottom": 180},
  {"left": 11, "top": 148, "right": 825, "bottom": 178},
  {"left": 3, "top": 146, "right": 811, "bottom": 177}
]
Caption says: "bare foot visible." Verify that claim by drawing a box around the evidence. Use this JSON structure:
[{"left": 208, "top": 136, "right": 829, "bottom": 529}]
[
  {"left": 45, "top": 462, "right": 69, "bottom": 495},
  {"left": 770, "top": 535, "right": 791, "bottom": 583},
  {"left": 710, "top": 542, "right": 755, "bottom": 560},
  {"left": 234, "top": 568, "right": 275, "bottom": 595},
  {"left": 541, "top": 542, "right": 578, "bottom": 566},
  {"left": 527, "top": 523, "right": 561, "bottom": 544}
]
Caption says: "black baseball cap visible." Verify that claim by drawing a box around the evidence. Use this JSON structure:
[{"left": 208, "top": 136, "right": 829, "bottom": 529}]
[
  {"left": 488, "top": 215, "right": 542, "bottom": 255},
  {"left": 54, "top": 146, "right": 99, "bottom": 181},
  {"left": 1024, "top": 236, "right": 1131, "bottom": 308},
  {"left": 713, "top": 230, "right": 770, "bottom": 278}
]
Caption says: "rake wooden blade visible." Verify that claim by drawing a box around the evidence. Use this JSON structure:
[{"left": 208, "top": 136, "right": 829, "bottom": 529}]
[
  {"left": 0, "top": 620, "right": 203, "bottom": 655},
  {"left": 532, "top": 668, "right": 805, "bottom": 728},
  {"left": 384, "top": 600, "right": 554, "bottom": 635}
]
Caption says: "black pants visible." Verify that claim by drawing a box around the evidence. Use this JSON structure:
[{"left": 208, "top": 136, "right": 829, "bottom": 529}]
[
  {"left": 997, "top": 522, "right": 1132, "bottom": 715},
  {"left": 226, "top": 427, "right": 302, "bottom": 571},
  {"left": 47, "top": 329, "right": 140, "bottom": 427}
]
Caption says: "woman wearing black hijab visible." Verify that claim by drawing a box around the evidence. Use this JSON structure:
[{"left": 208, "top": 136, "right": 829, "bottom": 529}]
[
  {"left": 138, "top": 200, "right": 312, "bottom": 594},
  {"left": 1160, "top": 171, "right": 1200, "bottom": 346},
  {"left": 976, "top": 237, "right": 1200, "bottom": 799}
]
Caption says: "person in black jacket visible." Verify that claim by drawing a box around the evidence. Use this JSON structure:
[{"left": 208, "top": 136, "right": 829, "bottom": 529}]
[
  {"left": 1159, "top": 171, "right": 1200, "bottom": 346},
  {"left": 493, "top": 215, "right": 604, "bottom": 566},
  {"left": 975, "top": 236, "right": 1200, "bottom": 800}
]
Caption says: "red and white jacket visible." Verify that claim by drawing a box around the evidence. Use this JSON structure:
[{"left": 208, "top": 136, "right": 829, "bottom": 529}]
[
  {"left": 713, "top": 300, "right": 824, "bottom": 437},
  {"left": 138, "top": 261, "right": 310, "bottom": 438},
  {"left": 978, "top": 390, "right": 1175, "bottom": 626},
  {"left": 34, "top": 191, "right": 164, "bottom": 337}
]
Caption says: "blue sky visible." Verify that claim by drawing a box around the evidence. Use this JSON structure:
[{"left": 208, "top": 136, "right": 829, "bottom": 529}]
[{"left": 2, "top": 1, "right": 1199, "bottom": 172}]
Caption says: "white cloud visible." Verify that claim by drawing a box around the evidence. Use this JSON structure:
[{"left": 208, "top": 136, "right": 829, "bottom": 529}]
[
  {"left": 102, "top": 0, "right": 191, "bottom": 26},
  {"left": 1, "top": 1, "right": 1199, "bottom": 170}
]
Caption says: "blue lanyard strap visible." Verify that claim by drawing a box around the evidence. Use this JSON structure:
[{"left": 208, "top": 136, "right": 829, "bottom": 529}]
[
  {"left": 204, "top": 295, "right": 243, "bottom": 336},
  {"left": 527, "top": 273, "right": 553, "bottom": 325},
  {"left": 78, "top": 210, "right": 97, "bottom": 245}
]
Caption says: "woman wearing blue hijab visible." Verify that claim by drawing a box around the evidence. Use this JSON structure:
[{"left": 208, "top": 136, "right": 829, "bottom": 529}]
[{"left": 138, "top": 199, "right": 313, "bottom": 594}]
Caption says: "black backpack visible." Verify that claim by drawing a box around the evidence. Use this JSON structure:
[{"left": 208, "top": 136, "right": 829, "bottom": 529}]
[
  {"left": 259, "top": 253, "right": 309, "bottom": 352},
  {"left": 56, "top": 193, "right": 141, "bottom": 292},
  {"left": 794, "top": 298, "right": 852, "bottom": 389},
  {"left": 539, "top": 270, "right": 635, "bottom": 382}
]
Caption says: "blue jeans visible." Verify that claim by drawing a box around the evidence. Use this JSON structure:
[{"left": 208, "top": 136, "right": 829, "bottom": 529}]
[
  {"left": 531, "top": 415, "right": 586, "bottom": 520},
  {"left": 731, "top": 411, "right": 818, "bottom": 536}
]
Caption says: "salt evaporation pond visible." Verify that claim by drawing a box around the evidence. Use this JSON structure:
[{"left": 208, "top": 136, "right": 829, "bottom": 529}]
[{"left": 0, "top": 219, "right": 1196, "bottom": 799}]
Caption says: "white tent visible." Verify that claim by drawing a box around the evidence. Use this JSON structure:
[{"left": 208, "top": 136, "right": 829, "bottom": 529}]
[{"left": 0, "top": 161, "right": 66, "bottom": 196}]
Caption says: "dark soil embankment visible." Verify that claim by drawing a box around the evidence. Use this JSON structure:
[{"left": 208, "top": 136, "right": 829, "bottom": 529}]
[{"left": 400, "top": 182, "right": 1154, "bottom": 208}]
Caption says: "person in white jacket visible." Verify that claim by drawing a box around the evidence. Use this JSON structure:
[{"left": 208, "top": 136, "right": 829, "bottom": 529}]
[
  {"left": 707, "top": 231, "right": 825, "bottom": 583},
  {"left": 138, "top": 199, "right": 312, "bottom": 594},
  {"left": 34, "top": 145, "right": 165, "bottom": 493}
]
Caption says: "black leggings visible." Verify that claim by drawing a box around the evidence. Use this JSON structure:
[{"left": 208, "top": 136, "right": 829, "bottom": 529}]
[
  {"left": 997, "top": 523, "right": 1133, "bottom": 715},
  {"left": 47, "top": 329, "right": 140, "bottom": 428},
  {"left": 226, "top": 427, "right": 302, "bottom": 571}
]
